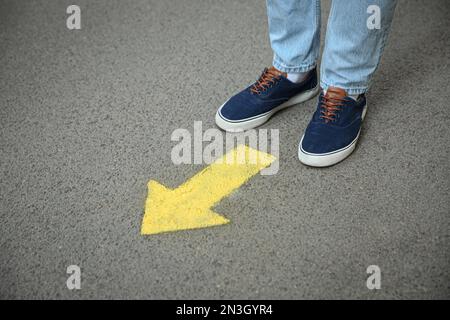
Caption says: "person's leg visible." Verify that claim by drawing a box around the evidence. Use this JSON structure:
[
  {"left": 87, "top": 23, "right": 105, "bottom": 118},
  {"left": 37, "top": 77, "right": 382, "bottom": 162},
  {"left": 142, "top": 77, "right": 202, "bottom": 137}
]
[
  {"left": 320, "top": 0, "right": 398, "bottom": 94},
  {"left": 267, "top": 0, "right": 321, "bottom": 74},
  {"left": 299, "top": 0, "right": 398, "bottom": 167},
  {"left": 215, "top": 0, "right": 321, "bottom": 132}
]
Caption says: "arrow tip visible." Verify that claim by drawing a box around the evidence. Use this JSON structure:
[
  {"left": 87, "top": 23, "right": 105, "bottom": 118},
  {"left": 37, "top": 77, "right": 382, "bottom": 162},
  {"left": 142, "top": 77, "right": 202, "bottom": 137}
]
[{"left": 141, "top": 180, "right": 230, "bottom": 235}]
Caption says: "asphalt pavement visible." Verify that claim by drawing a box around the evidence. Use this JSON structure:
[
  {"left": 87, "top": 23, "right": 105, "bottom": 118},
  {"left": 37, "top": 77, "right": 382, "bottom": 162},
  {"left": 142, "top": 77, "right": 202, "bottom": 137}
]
[{"left": 0, "top": 0, "right": 449, "bottom": 299}]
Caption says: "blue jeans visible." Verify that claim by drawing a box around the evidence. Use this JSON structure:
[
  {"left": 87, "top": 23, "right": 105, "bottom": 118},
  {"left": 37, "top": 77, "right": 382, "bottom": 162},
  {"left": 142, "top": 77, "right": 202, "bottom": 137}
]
[{"left": 267, "top": 0, "right": 397, "bottom": 94}]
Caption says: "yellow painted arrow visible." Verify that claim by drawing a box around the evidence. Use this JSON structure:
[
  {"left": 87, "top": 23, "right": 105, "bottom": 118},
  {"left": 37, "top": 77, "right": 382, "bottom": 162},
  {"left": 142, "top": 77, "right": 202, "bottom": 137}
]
[{"left": 141, "top": 144, "right": 276, "bottom": 235}]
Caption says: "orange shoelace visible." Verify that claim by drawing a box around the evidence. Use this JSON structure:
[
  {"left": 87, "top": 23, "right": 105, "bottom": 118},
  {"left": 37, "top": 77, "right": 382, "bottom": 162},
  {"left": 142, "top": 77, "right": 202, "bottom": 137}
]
[
  {"left": 250, "top": 67, "right": 286, "bottom": 94},
  {"left": 320, "top": 87, "right": 347, "bottom": 122}
]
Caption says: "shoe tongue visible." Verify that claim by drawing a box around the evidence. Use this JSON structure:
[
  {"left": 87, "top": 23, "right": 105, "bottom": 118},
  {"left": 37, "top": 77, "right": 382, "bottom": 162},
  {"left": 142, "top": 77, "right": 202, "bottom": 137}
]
[
  {"left": 324, "top": 86, "right": 347, "bottom": 99},
  {"left": 268, "top": 66, "right": 287, "bottom": 78}
]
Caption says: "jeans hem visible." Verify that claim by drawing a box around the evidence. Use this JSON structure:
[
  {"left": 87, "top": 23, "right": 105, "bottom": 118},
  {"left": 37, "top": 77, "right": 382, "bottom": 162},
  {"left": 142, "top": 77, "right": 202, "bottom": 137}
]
[
  {"left": 320, "top": 80, "right": 368, "bottom": 95},
  {"left": 273, "top": 57, "right": 316, "bottom": 73}
]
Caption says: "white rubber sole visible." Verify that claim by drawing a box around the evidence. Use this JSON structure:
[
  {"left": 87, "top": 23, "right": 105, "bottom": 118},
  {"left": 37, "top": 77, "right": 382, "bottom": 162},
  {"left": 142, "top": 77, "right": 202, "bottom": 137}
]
[
  {"left": 298, "top": 105, "right": 367, "bottom": 167},
  {"left": 215, "top": 85, "right": 320, "bottom": 132}
]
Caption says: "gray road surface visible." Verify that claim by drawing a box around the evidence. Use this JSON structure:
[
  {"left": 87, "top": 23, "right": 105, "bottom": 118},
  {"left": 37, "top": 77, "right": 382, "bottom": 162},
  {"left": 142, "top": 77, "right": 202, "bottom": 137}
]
[{"left": 0, "top": 0, "right": 449, "bottom": 299}]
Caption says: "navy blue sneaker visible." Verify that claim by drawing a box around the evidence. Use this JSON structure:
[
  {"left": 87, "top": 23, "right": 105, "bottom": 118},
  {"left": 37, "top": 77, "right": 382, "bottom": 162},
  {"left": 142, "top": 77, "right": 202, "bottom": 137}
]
[
  {"left": 216, "top": 66, "right": 319, "bottom": 132},
  {"left": 298, "top": 87, "right": 367, "bottom": 167}
]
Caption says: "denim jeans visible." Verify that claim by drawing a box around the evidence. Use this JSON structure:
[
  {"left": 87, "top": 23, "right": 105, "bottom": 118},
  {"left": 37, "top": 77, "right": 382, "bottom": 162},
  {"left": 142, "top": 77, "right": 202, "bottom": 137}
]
[{"left": 267, "top": 0, "right": 397, "bottom": 94}]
